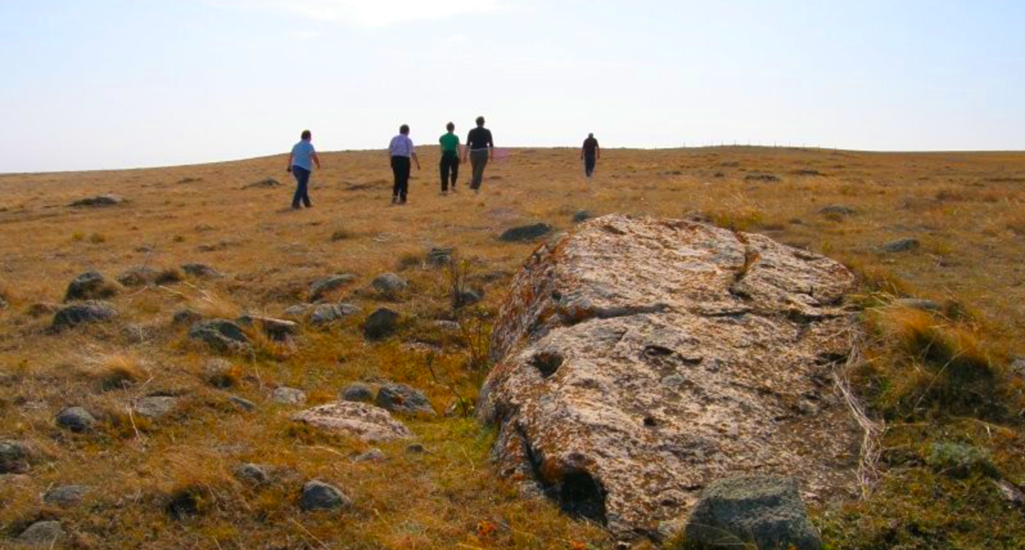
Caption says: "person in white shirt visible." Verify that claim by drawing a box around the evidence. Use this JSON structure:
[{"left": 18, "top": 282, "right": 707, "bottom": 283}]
[{"left": 388, "top": 124, "right": 420, "bottom": 205}]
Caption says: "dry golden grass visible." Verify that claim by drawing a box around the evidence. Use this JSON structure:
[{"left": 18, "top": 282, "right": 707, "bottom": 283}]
[{"left": 0, "top": 146, "right": 1024, "bottom": 548}]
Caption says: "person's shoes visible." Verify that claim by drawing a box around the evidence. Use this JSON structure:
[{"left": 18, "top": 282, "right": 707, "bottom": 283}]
[
  {"left": 391, "top": 196, "right": 398, "bottom": 205},
  {"left": 291, "top": 205, "right": 301, "bottom": 210},
  {"left": 399, "top": 198, "right": 408, "bottom": 205}
]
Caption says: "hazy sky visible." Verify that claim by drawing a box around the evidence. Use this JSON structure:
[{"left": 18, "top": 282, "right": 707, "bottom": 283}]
[{"left": 1, "top": 0, "right": 1023, "bottom": 172}]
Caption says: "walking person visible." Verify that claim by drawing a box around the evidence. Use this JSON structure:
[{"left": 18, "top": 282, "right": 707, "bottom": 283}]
[
  {"left": 439, "top": 122, "right": 461, "bottom": 194},
  {"left": 388, "top": 124, "right": 420, "bottom": 205},
  {"left": 581, "top": 133, "right": 600, "bottom": 179},
  {"left": 287, "top": 130, "right": 321, "bottom": 210},
  {"left": 463, "top": 116, "right": 494, "bottom": 193}
]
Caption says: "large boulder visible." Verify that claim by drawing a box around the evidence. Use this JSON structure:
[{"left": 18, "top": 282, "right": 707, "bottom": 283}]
[
  {"left": 64, "top": 271, "right": 120, "bottom": 301},
  {"left": 292, "top": 402, "right": 413, "bottom": 442},
  {"left": 680, "top": 476, "right": 822, "bottom": 550},
  {"left": 478, "top": 215, "right": 863, "bottom": 539}
]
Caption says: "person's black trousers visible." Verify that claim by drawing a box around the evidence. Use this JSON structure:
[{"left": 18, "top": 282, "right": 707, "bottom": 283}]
[
  {"left": 440, "top": 152, "right": 459, "bottom": 192},
  {"left": 291, "top": 166, "right": 312, "bottom": 208},
  {"left": 584, "top": 155, "right": 597, "bottom": 177},
  {"left": 391, "top": 156, "right": 411, "bottom": 202}
]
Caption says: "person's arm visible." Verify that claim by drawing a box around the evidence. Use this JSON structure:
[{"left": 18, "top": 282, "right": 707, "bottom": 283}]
[
  {"left": 287, "top": 152, "right": 293, "bottom": 172},
  {"left": 412, "top": 152, "right": 420, "bottom": 170},
  {"left": 580, "top": 143, "right": 585, "bottom": 161},
  {"left": 312, "top": 152, "right": 321, "bottom": 170},
  {"left": 488, "top": 131, "right": 495, "bottom": 160},
  {"left": 596, "top": 144, "right": 601, "bottom": 160}
]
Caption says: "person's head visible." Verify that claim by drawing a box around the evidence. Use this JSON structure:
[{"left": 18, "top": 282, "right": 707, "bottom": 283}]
[
  {"left": 400, "top": 124, "right": 410, "bottom": 135},
  {"left": 588, "top": 133, "right": 594, "bottom": 139},
  {"left": 301, "top": 129, "right": 312, "bottom": 141},
  {"left": 446, "top": 122, "right": 455, "bottom": 132},
  {"left": 476, "top": 116, "right": 485, "bottom": 127}
]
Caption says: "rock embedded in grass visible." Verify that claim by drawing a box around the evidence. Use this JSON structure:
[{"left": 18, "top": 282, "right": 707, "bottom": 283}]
[
  {"left": 181, "top": 263, "right": 223, "bottom": 278},
  {"left": 236, "top": 315, "right": 298, "bottom": 341},
  {"left": 819, "top": 204, "right": 855, "bottom": 216},
  {"left": 371, "top": 272, "right": 407, "bottom": 295},
  {"left": 499, "top": 222, "right": 553, "bottom": 242},
  {"left": 272, "top": 387, "right": 307, "bottom": 405},
  {"left": 0, "top": 440, "right": 33, "bottom": 474},
  {"left": 309, "top": 303, "right": 360, "bottom": 326},
  {"left": 682, "top": 476, "right": 822, "bottom": 550},
  {"left": 43, "top": 484, "right": 90, "bottom": 507},
  {"left": 227, "top": 395, "right": 258, "bottom": 412},
  {"left": 117, "top": 266, "right": 160, "bottom": 287},
  {"left": 56, "top": 406, "right": 96, "bottom": 432},
  {"left": 52, "top": 301, "right": 118, "bottom": 330},
  {"left": 882, "top": 237, "right": 921, "bottom": 253},
  {"left": 309, "top": 274, "right": 357, "bottom": 302},
  {"left": 353, "top": 448, "right": 385, "bottom": 462},
  {"left": 133, "top": 396, "right": 179, "bottom": 419},
  {"left": 426, "top": 247, "right": 454, "bottom": 267},
  {"left": 69, "top": 194, "right": 124, "bottom": 207},
  {"left": 171, "top": 308, "right": 203, "bottom": 326},
  {"left": 292, "top": 401, "right": 413, "bottom": 442},
  {"left": 188, "top": 319, "right": 250, "bottom": 352},
  {"left": 363, "top": 307, "right": 400, "bottom": 340},
  {"left": 375, "top": 383, "right": 435, "bottom": 416},
  {"left": 234, "top": 463, "right": 270, "bottom": 485},
  {"left": 299, "top": 480, "right": 351, "bottom": 512},
  {"left": 572, "top": 210, "right": 592, "bottom": 223},
  {"left": 340, "top": 383, "right": 374, "bottom": 403},
  {"left": 64, "top": 271, "right": 120, "bottom": 301},
  {"left": 17, "top": 521, "right": 65, "bottom": 547}
]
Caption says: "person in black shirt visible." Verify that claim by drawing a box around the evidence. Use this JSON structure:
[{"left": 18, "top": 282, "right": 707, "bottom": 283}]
[
  {"left": 463, "top": 116, "right": 494, "bottom": 193},
  {"left": 581, "top": 133, "right": 600, "bottom": 178}
]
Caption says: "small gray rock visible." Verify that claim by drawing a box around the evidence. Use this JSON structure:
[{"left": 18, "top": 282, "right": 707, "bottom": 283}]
[
  {"left": 299, "top": 480, "right": 351, "bottom": 511},
  {"left": 895, "top": 298, "right": 941, "bottom": 312},
  {"left": 572, "top": 210, "right": 592, "bottom": 223},
  {"left": 682, "top": 476, "right": 822, "bottom": 550},
  {"left": 341, "top": 383, "right": 375, "bottom": 403},
  {"left": 117, "top": 266, "right": 160, "bottom": 287},
  {"left": 499, "top": 223, "right": 553, "bottom": 242},
  {"left": 819, "top": 205, "right": 855, "bottom": 216},
  {"left": 1011, "top": 356, "right": 1025, "bottom": 379},
  {"left": 371, "top": 272, "right": 407, "bottom": 295},
  {"left": 310, "top": 303, "right": 360, "bottom": 326},
  {"left": 56, "top": 407, "right": 96, "bottom": 432},
  {"left": 375, "top": 383, "right": 435, "bottom": 416},
  {"left": 44, "top": 484, "right": 90, "bottom": 507},
  {"left": 309, "top": 274, "right": 357, "bottom": 302},
  {"left": 432, "top": 320, "right": 461, "bottom": 332},
  {"left": 237, "top": 315, "right": 298, "bottom": 341},
  {"left": 64, "top": 271, "right": 119, "bottom": 301},
  {"left": 995, "top": 479, "right": 1024, "bottom": 507},
  {"left": 0, "top": 440, "right": 32, "bottom": 474},
  {"left": 52, "top": 301, "right": 118, "bottom": 330},
  {"left": 364, "top": 308, "right": 400, "bottom": 340},
  {"left": 189, "top": 319, "right": 250, "bottom": 352},
  {"left": 353, "top": 448, "right": 385, "bottom": 462},
  {"left": 453, "top": 288, "right": 483, "bottom": 308},
  {"left": 228, "top": 395, "right": 258, "bottom": 412},
  {"left": 234, "top": 463, "right": 270, "bottom": 485},
  {"left": 272, "top": 387, "right": 307, "bottom": 405},
  {"left": 883, "top": 238, "right": 921, "bottom": 253},
  {"left": 283, "top": 304, "right": 311, "bottom": 318},
  {"left": 17, "top": 521, "right": 65, "bottom": 546},
  {"left": 406, "top": 444, "right": 427, "bottom": 454},
  {"left": 172, "top": 308, "right": 203, "bottom": 326},
  {"left": 427, "top": 247, "right": 454, "bottom": 267},
  {"left": 181, "top": 263, "right": 223, "bottom": 278},
  {"left": 134, "top": 396, "right": 179, "bottom": 419},
  {"left": 70, "top": 194, "right": 124, "bottom": 207}
]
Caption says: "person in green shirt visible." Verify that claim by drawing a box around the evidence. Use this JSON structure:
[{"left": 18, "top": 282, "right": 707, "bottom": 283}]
[{"left": 438, "top": 122, "right": 461, "bottom": 194}]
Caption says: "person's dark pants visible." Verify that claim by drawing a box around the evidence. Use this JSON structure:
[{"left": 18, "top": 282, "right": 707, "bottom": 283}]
[
  {"left": 584, "top": 155, "right": 597, "bottom": 177},
  {"left": 291, "top": 166, "right": 312, "bottom": 208},
  {"left": 470, "top": 149, "right": 489, "bottom": 190},
  {"left": 391, "top": 156, "right": 411, "bottom": 202},
  {"left": 440, "top": 152, "right": 459, "bottom": 192}
]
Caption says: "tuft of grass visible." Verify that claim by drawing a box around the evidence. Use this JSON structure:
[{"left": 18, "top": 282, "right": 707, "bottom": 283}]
[
  {"left": 331, "top": 228, "right": 355, "bottom": 241},
  {"left": 89, "top": 354, "right": 149, "bottom": 391},
  {"left": 926, "top": 441, "right": 998, "bottom": 479},
  {"left": 707, "top": 208, "right": 764, "bottom": 232},
  {"left": 395, "top": 251, "right": 423, "bottom": 271},
  {"left": 204, "top": 359, "right": 243, "bottom": 389},
  {"left": 89, "top": 232, "right": 107, "bottom": 244}
]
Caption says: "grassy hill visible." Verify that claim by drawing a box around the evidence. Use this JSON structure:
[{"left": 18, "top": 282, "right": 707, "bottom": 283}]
[{"left": 0, "top": 146, "right": 1023, "bottom": 549}]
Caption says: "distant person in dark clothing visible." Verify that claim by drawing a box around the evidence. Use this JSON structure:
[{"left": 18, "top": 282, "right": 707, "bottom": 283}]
[
  {"left": 463, "top": 116, "right": 494, "bottom": 193},
  {"left": 439, "top": 122, "right": 461, "bottom": 194},
  {"left": 581, "top": 133, "right": 600, "bottom": 178},
  {"left": 388, "top": 124, "right": 420, "bottom": 205},
  {"left": 287, "top": 129, "right": 321, "bottom": 209}
]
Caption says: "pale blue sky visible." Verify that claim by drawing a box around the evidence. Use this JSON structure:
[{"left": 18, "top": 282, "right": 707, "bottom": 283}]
[{"left": 1, "top": 0, "right": 1023, "bottom": 172}]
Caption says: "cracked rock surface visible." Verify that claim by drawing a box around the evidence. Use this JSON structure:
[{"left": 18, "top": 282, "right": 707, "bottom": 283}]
[{"left": 478, "top": 215, "right": 864, "bottom": 539}]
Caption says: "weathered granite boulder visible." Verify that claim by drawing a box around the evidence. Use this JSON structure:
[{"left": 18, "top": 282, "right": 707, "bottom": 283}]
[
  {"left": 478, "top": 215, "right": 863, "bottom": 539},
  {"left": 292, "top": 402, "right": 413, "bottom": 442}
]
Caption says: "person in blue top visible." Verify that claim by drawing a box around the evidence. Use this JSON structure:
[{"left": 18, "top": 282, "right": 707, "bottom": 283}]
[
  {"left": 388, "top": 124, "right": 420, "bottom": 205},
  {"left": 286, "top": 130, "right": 321, "bottom": 210}
]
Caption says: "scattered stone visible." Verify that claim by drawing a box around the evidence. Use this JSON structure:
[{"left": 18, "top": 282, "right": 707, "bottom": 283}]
[
  {"left": 453, "top": 288, "right": 483, "bottom": 308},
  {"left": 181, "top": 263, "right": 224, "bottom": 278},
  {"left": 70, "top": 194, "right": 124, "bottom": 207},
  {"left": 895, "top": 298, "right": 941, "bottom": 312},
  {"left": 819, "top": 205, "right": 855, "bottom": 216},
  {"left": 375, "top": 383, "right": 435, "bottom": 416},
  {"left": 994, "top": 479, "right": 1024, "bottom": 507},
  {"left": 234, "top": 463, "right": 270, "bottom": 485},
  {"left": 121, "top": 323, "right": 155, "bottom": 344},
  {"left": 283, "top": 304, "right": 311, "bottom": 318},
  {"left": 292, "top": 402, "right": 413, "bottom": 442},
  {"left": 43, "top": 485, "right": 90, "bottom": 507},
  {"left": 744, "top": 173, "right": 781, "bottom": 182},
  {"left": 172, "top": 308, "right": 203, "bottom": 326},
  {"left": 478, "top": 215, "right": 861, "bottom": 538},
  {"left": 134, "top": 396, "right": 179, "bottom": 419},
  {"left": 204, "top": 359, "right": 240, "bottom": 388},
  {"left": 244, "top": 177, "right": 283, "bottom": 189},
  {"left": 405, "top": 444, "right": 427, "bottom": 455},
  {"left": 432, "top": 320, "right": 461, "bottom": 332},
  {"left": 272, "top": 387, "right": 307, "bottom": 405},
  {"left": 117, "top": 266, "right": 160, "bottom": 287},
  {"left": 309, "top": 274, "right": 357, "bottom": 301},
  {"left": 882, "top": 238, "right": 920, "bottom": 253},
  {"left": 341, "top": 383, "right": 375, "bottom": 403},
  {"left": 372, "top": 272, "right": 407, "bottom": 295},
  {"left": 228, "top": 395, "right": 258, "bottom": 412},
  {"left": 682, "top": 476, "right": 822, "bottom": 550},
  {"left": 0, "top": 440, "right": 32, "bottom": 474},
  {"left": 189, "top": 319, "right": 250, "bottom": 352},
  {"left": 17, "top": 521, "right": 65, "bottom": 547},
  {"left": 364, "top": 308, "right": 400, "bottom": 340},
  {"left": 1011, "top": 356, "right": 1025, "bottom": 379},
  {"left": 237, "top": 315, "right": 298, "bottom": 341},
  {"left": 300, "top": 480, "right": 351, "bottom": 511},
  {"left": 572, "top": 210, "right": 592, "bottom": 223},
  {"left": 499, "top": 223, "right": 553, "bottom": 242},
  {"left": 56, "top": 407, "right": 96, "bottom": 432},
  {"left": 353, "top": 448, "right": 385, "bottom": 462},
  {"left": 309, "top": 303, "right": 361, "bottom": 326},
  {"left": 52, "top": 301, "right": 118, "bottom": 330},
  {"left": 427, "top": 247, "right": 454, "bottom": 267},
  {"left": 64, "top": 271, "right": 120, "bottom": 301},
  {"left": 0, "top": 296, "right": 8, "bottom": 311}
]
